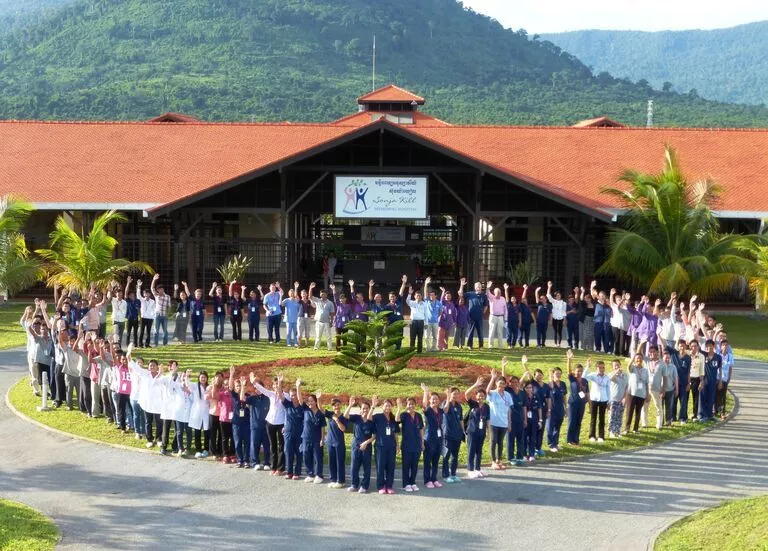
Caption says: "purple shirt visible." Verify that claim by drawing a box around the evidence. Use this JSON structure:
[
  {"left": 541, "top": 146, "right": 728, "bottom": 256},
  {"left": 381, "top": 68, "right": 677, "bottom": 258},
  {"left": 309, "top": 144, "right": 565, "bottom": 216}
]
[
  {"left": 333, "top": 293, "right": 353, "bottom": 329},
  {"left": 351, "top": 300, "right": 369, "bottom": 322},
  {"left": 627, "top": 303, "right": 645, "bottom": 337},
  {"left": 636, "top": 310, "right": 659, "bottom": 344},
  {"left": 455, "top": 304, "right": 469, "bottom": 327},
  {"left": 439, "top": 300, "right": 458, "bottom": 330}
]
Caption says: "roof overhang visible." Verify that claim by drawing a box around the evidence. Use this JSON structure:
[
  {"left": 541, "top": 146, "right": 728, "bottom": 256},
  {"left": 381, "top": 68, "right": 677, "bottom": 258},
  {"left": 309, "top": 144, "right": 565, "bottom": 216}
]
[
  {"left": 33, "top": 202, "right": 160, "bottom": 211},
  {"left": 606, "top": 208, "right": 768, "bottom": 221}
]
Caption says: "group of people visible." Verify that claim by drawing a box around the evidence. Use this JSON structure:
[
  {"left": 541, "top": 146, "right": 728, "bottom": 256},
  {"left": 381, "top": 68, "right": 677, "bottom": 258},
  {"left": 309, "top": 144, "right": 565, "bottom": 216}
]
[{"left": 21, "top": 278, "right": 735, "bottom": 493}]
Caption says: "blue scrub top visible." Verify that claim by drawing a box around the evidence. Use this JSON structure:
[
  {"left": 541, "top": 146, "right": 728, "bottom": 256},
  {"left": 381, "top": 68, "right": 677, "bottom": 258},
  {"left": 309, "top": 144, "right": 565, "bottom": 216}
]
[
  {"left": 464, "top": 291, "right": 488, "bottom": 319},
  {"left": 441, "top": 401, "right": 464, "bottom": 442},
  {"left": 230, "top": 297, "right": 244, "bottom": 317},
  {"left": 230, "top": 390, "right": 250, "bottom": 427},
  {"left": 382, "top": 300, "right": 404, "bottom": 323},
  {"left": 372, "top": 413, "right": 399, "bottom": 450},
  {"left": 423, "top": 406, "right": 443, "bottom": 444},
  {"left": 506, "top": 387, "right": 524, "bottom": 430},
  {"left": 283, "top": 299, "right": 301, "bottom": 323},
  {"left": 246, "top": 394, "right": 270, "bottom": 428},
  {"left": 301, "top": 408, "right": 326, "bottom": 444},
  {"left": 568, "top": 374, "right": 589, "bottom": 404},
  {"left": 523, "top": 392, "right": 541, "bottom": 422},
  {"left": 519, "top": 303, "right": 532, "bottom": 326},
  {"left": 399, "top": 411, "right": 424, "bottom": 453},
  {"left": 534, "top": 381, "right": 551, "bottom": 415},
  {"left": 282, "top": 400, "right": 305, "bottom": 438},
  {"left": 324, "top": 411, "right": 347, "bottom": 447},
  {"left": 246, "top": 297, "right": 262, "bottom": 318},
  {"left": 466, "top": 399, "right": 490, "bottom": 435},
  {"left": 507, "top": 303, "right": 520, "bottom": 326},
  {"left": 536, "top": 303, "right": 551, "bottom": 323},
  {"left": 348, "top": 414, "right": 375, "bottom": 449},
  {"left": 549, "top": 381, "right": 567, "bottom": 415},
  {"left": 667, "top": 347, "right": 692, "bottom": 386}
]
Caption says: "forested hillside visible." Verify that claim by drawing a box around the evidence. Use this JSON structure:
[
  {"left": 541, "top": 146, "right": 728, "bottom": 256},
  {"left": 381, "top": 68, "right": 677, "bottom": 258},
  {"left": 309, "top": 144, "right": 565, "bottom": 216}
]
[
  {"left": 1, "top": 0, "right": 767, "bottom": 126},
  {"left": 0, "top": 0, "right": 69, "bottom": 33},
  {"left": 543, "top": 21, "right": 768, "bottom": 106}
]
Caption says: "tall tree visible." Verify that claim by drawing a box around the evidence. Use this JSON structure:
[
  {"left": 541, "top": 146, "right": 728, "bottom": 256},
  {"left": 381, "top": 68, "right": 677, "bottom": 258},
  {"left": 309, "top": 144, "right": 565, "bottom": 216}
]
[
  {"left": 598, "top": 145, "right": 762, "bottom": 298},
  {"left": 0, "top": 195, "right": 42, "bottom": 298},
  {"left": 36, "top": 210, "right": 153, "bottom": 294}
]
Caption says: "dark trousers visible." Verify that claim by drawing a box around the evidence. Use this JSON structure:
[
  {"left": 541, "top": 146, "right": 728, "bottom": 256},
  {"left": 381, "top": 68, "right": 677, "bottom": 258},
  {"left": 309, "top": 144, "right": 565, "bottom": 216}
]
[
  {"left": 453, "top": 325, "right": 467, "bottom": 347},
  {"left": 267, "top": 422, "right": 285, "bottom": 472},
  {"left": 230, "top": 316, "right": 242, "bottom": 341},
  {"left": 716, "top": 382, "right": 729, "bottom": 416},
  {"left": 401, "top": 449, "right": 419, "bottom": 487},
  {"left": 375, "top": 446, "right": 396, "bottom": 490},
  {"left": 33, "top": 362, "right": 50, "bottom": 391},
  {"left": 249, "top": 424, "right": 270, "bottom": 465},
  {"left": 612, "top": 327, "right": 626, "bottom": 357},
  {"left": 506, "top": 323, "right": 519, "bottom": 347},
  {"left": 507, "top": 424, "right": 524, "bottom": 461},
  {"left": 552, "top": 318, "right": 564, "bottom": 345},
  {"left": 699, "top": 381, "right": 717, "bottom": 420},
  {"left": 567, "top": 318, "right": 580, "bottom": 348},
  {"left": 351, "top": 446, "right": 372, "bottom": 489},
  {"left": 116, "top": 393, "right": 129, "bottom": 429},
  {"left": 139, "top": 318, "right": 153, "bottom": 347},
  {"left": 690, "top": 377, "right": 701, "bottom": 419},
  {"left": 524, "top": 419, "right": 539, "bottom": 457},
  {"left": 328, "top": 443, "right": 346, "bottom": 483},
  {"left": 303, "top": 440, "right": 323, "bottom": 477},
  {"left": 194, "top": 429, "right": 210, "bottom": 453},
  {"left": 267, "top": 314, "right": 281, "bottom": 342},
  {"left": 208, "top": 415, "right": 221, "bottom": 455},
  {"left": 518, "top": 324, "right": 531, "bottom": 347},
  {"left": 220, "top": 421, "right": 234, "bottom": 456},
  {"left": 423, "top": 442, "right": 440, "bottom": 483},
  {"left": 594, "top": 322, "right": 605, "bottom": 352},
  {"left": 232, "top": 422, "right": 250, "bottom": 463},
  {"left": 467, "top": 316, "right": 484, "bottom": 348},
  {"left": 191, "top": 316, "right": 204, "bottom": 343},
  {"left": 490, "top": 426, "right": 506, "bottom": 462},
  {"left": 79, "top": 376, "right": 92, "bottom": 415},
  {"left": 442, "top": 438, "right": 461, "bottom": 477},
  {"left": 536, "top": 412, "right": 546, "bottom": 450},
  {"left": 213, "top": 313, "right": 225, "bottom": 340},
  {"left": 54, "top": 363, "right": 66, "bottom": 404},
  {"left": 175, "top": 420, "right": 192, "bottom": 451},
  {"left": 536, "top": 320, "right": 548, "bottom": 346},
  {"left": 567, "top": 400, "right": 585, "bottom": 443},
  {"left": 285, "top": 434, "right": 302, "bottom": 476},
  {"left": 145, "top": 412, "right": 161, "bottom": 442},
  {"left": 248, "top": 315, "right": 260, "bottom": 341},
  {"left": 548, "top": 409, "right": 565, "bottom": 448},
  {"left": 126, "top": 318, "right": 139, "bottom": 346},
  {"left": 677, "top": 381, "right": 690, "bottom": 421},
  {"left": 589, "top": 400, "right": 607, "bottom": 439},
  {"left": 625, "top": 395, "right": 645, "bottom": 432},
  {"left": 113, "top": 321, "right": 125, "bottom": 347},
  {"left": 467, "top": 433, "right": 485, "bottom": 471},
  {"left": 410, "top": 319, "right": 424, "bottom": 353},
  {"left": 664, "top": 390, "right": 677, "bottom": 424},
  {"left": 100, "top": 386, "right": 115, "bottom": 423},
  {"left": 161, "top": 419, "right": 177, "bottom": 451}
]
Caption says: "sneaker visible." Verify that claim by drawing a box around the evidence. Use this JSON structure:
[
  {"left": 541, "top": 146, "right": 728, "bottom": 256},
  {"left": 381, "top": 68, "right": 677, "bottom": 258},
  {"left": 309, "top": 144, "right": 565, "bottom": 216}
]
[
  {"left": 386, "top": 488, "right": 395, "bottom": 495},
  {"left": 550, "top": 447, "right": 558, "bottom": 453},
  {"left": 134, "top": 433, "right": 141, "bottom": 440},
  {"left": 405, "top": 485, "right": 414, "bottom": 492},
  {"left": 527, "top": 457, "right": 535, "bottom": 463},
  {"left": 597, "top": 437, "right": 605, "bottom": 443},
  {"left": 451, "top": 475, "right": 461, "bottom": 482},
  {"left": 443, "top": 477, "right": 455, "bottom": 484},
  {"left": 347, "top": 486, "right": 358, "bottom": 492},
  {"left": 433, "top": 481, "right": 443, "bottom": 488},
  {"left": 313, "top": 476, "right": 323, "bottom": 484},
  {"left": 292, "top": 475, "right": 300, "bottom": 480},
  {"left": 194, "top": 452, "right": 202, "bottom": 458},
  {"left": 145, "top": 441, "right": 154, "bottom": 449},
  {"left": 305, "top": 476, "right": 314, "bottom": 483},
  {"left": 411, "top": 485, "right": 419, "bottom": 492},
  {"left": 426, "top": 481, "right": 435, "bottom": 489},
  {"left": 479, "top": 470, "right": 488, "bottom": 478},
  {"left": 378, "top": 489, "right": 387, "bottom": 495},
  {"left": 200, "top": 451, "right": 209, "bottom": 458},
  {"left": 467, "top": 471, "right": 477, "bottom": 479},
  {"left": 515, "top": 459, "right": 524, "bottom": 466},
  {"left": 358, "top": 488, "right": 367, "bottom": 494},
  {"left": 237, "top": 462, "right": 245, "bottom": 468},
  {"left": 284, "top": 474, "right": 292, "bottom": 480},
  {"left": 159, "top": 449, "right": 167, "bottom": 456},
  {"left": 589, "top": 437, "right": 597, "bottom": 443},
  {"left": 261, "top": 464, "right": 270, "bottom": 471}
]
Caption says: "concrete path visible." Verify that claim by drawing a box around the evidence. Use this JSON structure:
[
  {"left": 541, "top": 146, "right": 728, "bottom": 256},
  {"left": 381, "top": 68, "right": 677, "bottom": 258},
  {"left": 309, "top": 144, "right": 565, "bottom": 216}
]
[{"left": 1, "top": 348, "right": 766, "bottom": 550}]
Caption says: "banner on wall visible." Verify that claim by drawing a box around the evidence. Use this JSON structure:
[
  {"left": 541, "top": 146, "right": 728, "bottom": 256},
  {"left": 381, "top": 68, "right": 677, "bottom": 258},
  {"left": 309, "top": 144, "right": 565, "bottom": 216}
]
[
  {"left": 334, "top": 175, "right": 428, "bottom": 219},
  {"left": 361, "top": 226, "right": 406, "bottom": 246}
]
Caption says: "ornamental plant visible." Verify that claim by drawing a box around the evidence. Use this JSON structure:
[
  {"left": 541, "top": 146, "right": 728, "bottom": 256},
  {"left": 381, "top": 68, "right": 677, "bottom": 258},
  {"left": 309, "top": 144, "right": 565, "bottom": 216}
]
[{"left": 334, "top": 311, "right": 416, "bottom": 379}]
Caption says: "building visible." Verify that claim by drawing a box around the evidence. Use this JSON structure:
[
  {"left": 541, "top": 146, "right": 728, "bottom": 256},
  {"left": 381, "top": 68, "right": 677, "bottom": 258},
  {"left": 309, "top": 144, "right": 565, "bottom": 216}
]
[{"left": 2, "top": 84, "right": 767, "bottom": 295}]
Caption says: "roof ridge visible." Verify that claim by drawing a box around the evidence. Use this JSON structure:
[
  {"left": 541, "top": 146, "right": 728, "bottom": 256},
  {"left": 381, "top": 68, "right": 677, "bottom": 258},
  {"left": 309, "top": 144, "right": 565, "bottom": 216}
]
[{"left": 0, "top": 119, "right": 366, "bottom": 128}]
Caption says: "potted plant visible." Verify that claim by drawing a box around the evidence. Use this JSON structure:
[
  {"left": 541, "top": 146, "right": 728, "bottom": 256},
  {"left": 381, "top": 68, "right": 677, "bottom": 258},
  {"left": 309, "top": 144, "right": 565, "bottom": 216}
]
[
  {"left": 507, "top": 260, "right": 539, "bottom": 298},
  {"left": 217, "top": 254, "right": 253, "bottom": 295}
]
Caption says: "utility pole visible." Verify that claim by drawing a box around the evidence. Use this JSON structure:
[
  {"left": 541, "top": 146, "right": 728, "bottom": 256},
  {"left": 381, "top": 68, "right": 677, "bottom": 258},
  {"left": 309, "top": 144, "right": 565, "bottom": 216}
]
[{"left": 646, "top": 99, "right": 654, "bottom": 128}]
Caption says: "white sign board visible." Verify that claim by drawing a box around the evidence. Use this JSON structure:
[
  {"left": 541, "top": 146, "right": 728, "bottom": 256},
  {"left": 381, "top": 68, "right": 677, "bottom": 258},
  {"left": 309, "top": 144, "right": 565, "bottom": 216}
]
[{"left": 334, "top": 176, "right": 428, "bottom": 219}]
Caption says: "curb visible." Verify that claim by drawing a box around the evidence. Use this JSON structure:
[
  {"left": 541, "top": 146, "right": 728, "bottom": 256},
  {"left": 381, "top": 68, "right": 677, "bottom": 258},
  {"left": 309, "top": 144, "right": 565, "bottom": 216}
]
[
  {"left": 645, "top": 388, "right": 740, "bottom": 551},
  {"left": 5, "top": 375, "right": 740, "bottom": 469}
]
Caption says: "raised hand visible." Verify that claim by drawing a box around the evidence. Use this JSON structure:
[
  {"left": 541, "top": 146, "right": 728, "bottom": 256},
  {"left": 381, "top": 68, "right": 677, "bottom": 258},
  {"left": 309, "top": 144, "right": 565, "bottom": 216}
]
[
  {"left": 239, "top": 375, "right": 247, "bottom": 386},
  {"left": 329, "top": 283, "right": 336, "bottom": 291},
  {"left": 153, "top": 273, "right": 160, "bottom": 281},
  {"left": 460, "top": 277, "right": 467, "bottom": 286},
  {"left": 401, "top": 274, "right": 408, "bottom": 283},
  {"left": 315, "top": 389, "right": 322, "bottom": 400},
  {"left": 420, "top": 382, "right": 428, "bottom": 392},
  {"left": 309, "top": 282, "right": 316, "bottom": 289},
  {"left": 523, "top": 283, "right": 528, "bottom": 290},
  {"left": 349, "top": 395, "right": 356, "bottom": 406},
  {"left": 501, "top": 356, "right": 508, "bottom": 368},
  {"left": 486, "top": 281, "right": 493, "bottom": 289},
  {"left": 547, "top": 280, "right": 553, "bottom": 287},
  {"left": 257, "top": 284, "right": 262, "bottom": 291},
  {"left": 126, "top": 276, "right": 133, "bottom": 284},
  {"left": 521, "top": 354, "right": 528, "bottom": 365},
  {"left": 137, "top": 279, "right": 143, "bottom": 287},
  {"left": 295, "top": 378, "right": 302, "bottom": 387},
  {"left": 396, "top": 397, "right": 403, "bottom": 409},
  {"left": 294, "top": 281, "right": 299, "bottom": 288},
  {"left": 275, "top": 281, "right": 281, "bottom": 288},
  {"left": 229, "top": 365, "right": 235, "bottom": 375},
  {"left": 211, "top": 282, "right": 218, "bottom": 289},
  {"left": 503, "top": 283, "right": 509, "bottom": 290},
  {"left": 368, "top": 280, "right": 375, "bottom": 287},
  {"left": 174, "top": 283, "right": 179, "bottom": 290},
  {"left": 566, "top": 349, "right": 574, "bottom": 360},
  {"left": 439, "top": 286, "right": 446, "bottom": 293}
]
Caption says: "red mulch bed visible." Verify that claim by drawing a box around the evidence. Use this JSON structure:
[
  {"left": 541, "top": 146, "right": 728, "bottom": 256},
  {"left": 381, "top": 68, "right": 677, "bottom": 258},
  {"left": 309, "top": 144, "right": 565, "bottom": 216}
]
[{"left": 224, "top": 355, "right": 489, "bottom": 403}]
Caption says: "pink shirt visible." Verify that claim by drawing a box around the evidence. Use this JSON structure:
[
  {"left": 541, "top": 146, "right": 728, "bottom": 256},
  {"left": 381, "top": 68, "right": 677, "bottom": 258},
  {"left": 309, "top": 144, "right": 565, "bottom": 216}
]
[
  {"left": 217, "top": 390, "right": 233, "bottom": 423},
  {"left": 118, "top": 365, "right": 131, "bottom": 395},
  {"left": 487, "top": 291, "right": 507, "bottom": 317}
]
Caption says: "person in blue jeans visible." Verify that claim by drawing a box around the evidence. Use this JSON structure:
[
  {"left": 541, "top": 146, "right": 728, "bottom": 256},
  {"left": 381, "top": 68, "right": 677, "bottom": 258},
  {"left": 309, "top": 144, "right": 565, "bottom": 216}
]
[
  {"left": 399, "top": 397, "right": 423, "bottom": 492},
  {"left": 246, "top": 373, "right": 271, "bottom": 469},
  {"left": 323, "top": 397, "right": 348, "bottom": 489},
  {"left": 463, "top": 377, "right": 490, "bottom": 478},
  {"left": 242, "top": 285, "right": 263, "bottom": 342},
  {"left": 301, "top": 391, "right": 326, "bottom": 483},
  {"left": 345, "top": 397, "right": 375, "bottom": 493},
  {"left": 263, "top": 283, "right": 284, "bottom": 344},
  {"left": 209, "top": 282, "right": 227, "bottom": 342},
  {"left": 282, "top": 380, "right": 306, "bottom": 480},
  {"left": 282, "top": 285, "right": 301, "bottom": 347},
  {"left": 566, "top": 350, "right": 589, "bottom": 445},
  {"left": 534, "top": 287, "right": 552, "bottom": 348},
  {"left": 228, "top": 368, "right": 251, "bottom": 468},
  {"left": 421, "top": 385, "right": 443, "bottom": 489},
  {"left": 441, "top": 387, "right": 464, "bottom": 482},
  {"left": 458, "top": 278, "right": 489, "bottom": 349}
]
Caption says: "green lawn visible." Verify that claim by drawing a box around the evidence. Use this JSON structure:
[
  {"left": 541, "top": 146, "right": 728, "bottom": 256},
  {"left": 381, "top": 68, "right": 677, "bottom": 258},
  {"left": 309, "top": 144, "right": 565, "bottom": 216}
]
[
  {"left": 0, "top": 304, "right": 26, "bottom": 351},
  {"left": 9, "top": 341, "right": 730, "bottom": 465},
  {"left": 655, "top": 495, "right": 768, "bottom": 551},
  {"left": 0, "top": 499, "right": 58, "bottom": 551},
  {"left": 717, "top": 315, "right": 768, "bottom": 362}
]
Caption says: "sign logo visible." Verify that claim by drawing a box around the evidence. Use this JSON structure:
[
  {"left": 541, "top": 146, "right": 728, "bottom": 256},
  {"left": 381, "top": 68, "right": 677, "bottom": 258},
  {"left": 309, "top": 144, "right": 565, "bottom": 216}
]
[
  {"left": 342, "top": 179, "right": 370, "bottom": 215},
  {"left": 335, "top": 175, "right": 428, "bottom": 219}
]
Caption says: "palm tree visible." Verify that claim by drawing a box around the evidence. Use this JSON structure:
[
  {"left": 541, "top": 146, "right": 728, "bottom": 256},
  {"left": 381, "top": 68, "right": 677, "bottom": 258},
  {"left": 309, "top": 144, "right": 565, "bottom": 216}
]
[
  {"left": 36, "top": 210, "right": 153, "bottom": 294},
  {"left": 750, "top": 231, "right": 768, "bottom": 309},
  {"left": 0, "top": 195, "right": 43, "bottom": 298},
  {"left": 598, "top": 145, "right": 762, "bottom": 298}
]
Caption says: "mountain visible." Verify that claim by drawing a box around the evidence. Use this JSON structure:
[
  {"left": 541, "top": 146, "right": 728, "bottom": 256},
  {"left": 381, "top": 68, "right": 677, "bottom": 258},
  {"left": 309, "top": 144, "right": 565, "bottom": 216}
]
[
  {"left": 0, "top": 0, "right": 70, "bottom": 33},
  {"left": 542, "top": 21, "right": 768, "bottom": 106},
  {"left": 1, "top": 0, "right": 768, "bottom": 126}
]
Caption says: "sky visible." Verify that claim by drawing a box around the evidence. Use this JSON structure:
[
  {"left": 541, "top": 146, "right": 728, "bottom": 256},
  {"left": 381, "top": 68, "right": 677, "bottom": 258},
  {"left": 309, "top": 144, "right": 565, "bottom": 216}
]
[{"left": 462, "top": 0, "right": 768, "bottom": 33}]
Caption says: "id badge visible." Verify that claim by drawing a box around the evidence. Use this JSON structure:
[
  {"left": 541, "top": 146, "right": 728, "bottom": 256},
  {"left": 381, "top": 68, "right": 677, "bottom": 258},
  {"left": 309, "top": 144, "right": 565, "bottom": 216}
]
[
  {"left": 437, "top": 429, "right": 442, "bottom": 438},
  {"left": 341, "top": 317, "right": 346, "bottom": 323},
  {"left": 637, "top": 382, "right": 645, "bottom": 391},
  {"left": 182, "top": 312, "right": 187, "bottom": 318},
  {"left": 271, "top": 306, "right": 276, "bottom": 314},
  {"left": 386, "top": 426, "right": 391, "bottom": 436},
  {"left": 217, "top": 307, "right": 222, "bottom": 314},
  {"left": 527, "top": 411, "right": 532, "bottom": 419},
  {"left": 195, "top": 310, "right": 200, "bottom": 316},
  {"left": 121, "top": 382, "right": 128, "bottom": 392},
  {"left": 251, "top": 307, "right": 256, "bottom": 313},
  {"left": 304, "top": 313, "right": 308, "bottom": 318},
  {"left": 239, "top": 409, "right": 245, "bottom": 418},
  {"left": 578, "top": 391, "right": 586, "bottom": 399},
  {"left": 479, "top": 419, "right": 484, "bottom": 429},
  {"left": 228, "top": 411, "right": 233, "bottom": 421}
]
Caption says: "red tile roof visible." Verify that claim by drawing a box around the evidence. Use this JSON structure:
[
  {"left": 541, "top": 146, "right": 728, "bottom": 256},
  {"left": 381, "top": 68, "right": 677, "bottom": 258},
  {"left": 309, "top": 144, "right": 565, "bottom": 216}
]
[
  {"left": 572, "top": 116, "right": 625, "bottom": 128},
  {"left": 357, "top": 85, "right": 425, "bottom": 104},
  {"left": 147, "top": 112, "right": 200, "bottom": 123},
  {"left": 332, "top": 110, "right": 450, "bottom": 126}
]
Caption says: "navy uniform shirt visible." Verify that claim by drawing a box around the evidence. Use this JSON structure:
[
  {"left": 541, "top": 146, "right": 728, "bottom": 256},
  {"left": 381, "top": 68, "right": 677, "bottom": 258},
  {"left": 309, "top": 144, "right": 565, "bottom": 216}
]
[
  {"left": 348, "top": 414, "right": 375, "bottom": 450},
  {"left": 370, "top": 302, "right": 386, "bottom": 314},
  {"left": 230, "top": 297, "right": 244, "bottom": 318},
  {"left": 324, "top": 411, "right": 348, "bottom": 447},
  {"left": 190, "top": 298, "right": 205, "bottom": 318},
  {"left": 465, "top": 399, "right": 490, "bottom": 435},
  {"left": 523, "top": 392, "right": 541, "bottom": 423},
  {"left": 301, "top": 408, "right": 326, "bottom": 445},
  {"left": 399, "top": 411, "right": 424, "bottom": 453},
  {"left": 549, "top": 381, "right": 567, "bottom": 416},
  {"left": 126, "top": 299, "right": 141, "bottom": 320},
  {"left": 213, "top": 295, "right": 227, "bottom": 316},
  {"left": 519, "top": 302, "right": 532, "bottom": 326},
  {"left": 507, "top": 303, "right": 520, "bottom": 327},
  {"left": 506, "top": 388, "right": 524, "bottom": 430},
  {"left": 703, "top": 352, "right": 723, "bottom": 384},
  {"left": 568, "top": 375, "right": 589, "bottom": 405},
  {"left": 536, "top": 303, "right": 552, "bottom": 323},
  {"left": 176, "top": 297, "right": 190, "bottom": 316},
  {"left": 442, "top": 401, "right": 464, "bottom": 442},
  {"left": 423, "top": 406, "right": 443, "bottom": 446},
  {"left": 282, "top": 400, "right": 306, "bottom": 439},
  {"left": 372, "top": 413, "right": 399, "bottom": 450},
  {"left": 534, "top": 381, "right": 551, "bottom": 417},
  {"left": 230, "top": 390, "right": 250, "bottom": 427},
  {"left": 667, "top": 347, "right": 692, "bottom": 387},
  {"left": 246, "top": 297, "right": 262, "bottom": 318},
  {"left": 246, "top": 394, "right": 270, "bottom": 429},
  {"left": 463, "top": 291, "right": 488, "bottom": 319},
  {"left": 382, "top": 300, "right": 404, "bottom": 323}
]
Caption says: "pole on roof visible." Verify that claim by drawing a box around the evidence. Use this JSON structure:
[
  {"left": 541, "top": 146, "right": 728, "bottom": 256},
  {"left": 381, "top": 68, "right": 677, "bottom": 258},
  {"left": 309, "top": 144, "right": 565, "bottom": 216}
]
[
  {"left": 646, "top": 99, "right": 654, "bottom": 128},
  {"left": 372, "top": 35, "right": 376, "bottom": 91}
]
